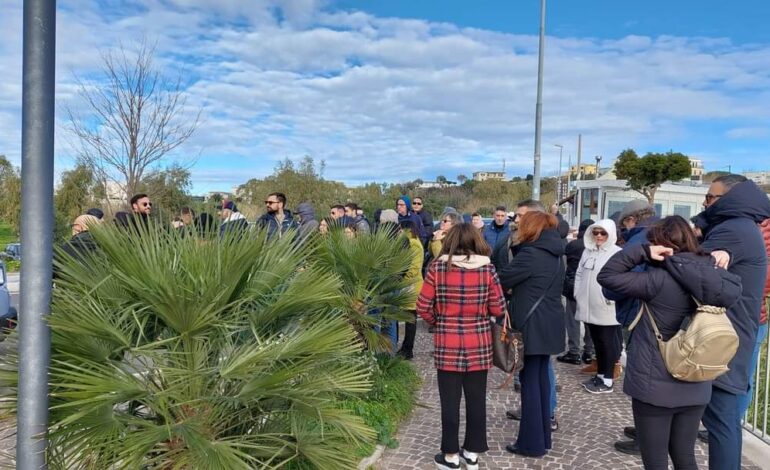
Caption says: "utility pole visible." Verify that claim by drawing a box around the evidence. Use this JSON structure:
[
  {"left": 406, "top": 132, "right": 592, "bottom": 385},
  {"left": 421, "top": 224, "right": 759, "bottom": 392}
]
[
  {"left": 531, "top": 0, "right": 546, "bottom": 200},
  {"left": 554, "top": 144, "right": 563, "bottom": 200},
  {"left": 18, "top": 0, "right": 56, "bottom": 468},
  {"left": 576, "top": 134, "right": 582, "bottom": 181}
]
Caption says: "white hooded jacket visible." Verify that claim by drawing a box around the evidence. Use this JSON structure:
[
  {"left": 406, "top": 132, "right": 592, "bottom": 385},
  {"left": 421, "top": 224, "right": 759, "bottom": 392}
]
[{"left": 574, "top": 219, "right": 622, "bottom": 326}]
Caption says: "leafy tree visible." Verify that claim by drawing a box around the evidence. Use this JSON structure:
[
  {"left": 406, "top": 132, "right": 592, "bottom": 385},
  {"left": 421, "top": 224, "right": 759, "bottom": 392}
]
[
  {"left": 703, "top": 170, "right": 730, "bottom": 184},
  {"left": 614, "top": 148, "right": 692, "bottom": 203},
  {"left": 435, "top": 175, "right": 448, "bottom": 185},
  {"left": 456, "top": 174, "right": 467, "bottom": 184},
  {"left": 137, "top": 163, "right": 192, "bottom": 216},
  {"left": 54, "top": 164, "right": 98, "bottom": 223},
  {"left": 0, "top": 155, "right": 22, "bottom": 234},
  {"left": 66, "top": 40, "right": 201, "bottom": 203}
]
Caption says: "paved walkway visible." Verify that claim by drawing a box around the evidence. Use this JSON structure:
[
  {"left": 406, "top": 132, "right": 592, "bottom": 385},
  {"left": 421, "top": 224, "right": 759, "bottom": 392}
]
[{"left": 378, "top": 320, "right": 763, "bottom": 470}]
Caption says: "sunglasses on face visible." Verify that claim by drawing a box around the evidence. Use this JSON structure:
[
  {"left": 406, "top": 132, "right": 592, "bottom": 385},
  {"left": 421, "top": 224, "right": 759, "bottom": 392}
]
[
  {"left": 412, "top": 202, "right": 422, "bottom": 206},
  {"left": 592, "top": 230, "right": 608, "bottom": 237},
  {"left": 441, "top": 219, "right": 452, "bottom": 224},
  {"left": 141, "top": 202, "right": 152, "bottom": 207},
  {"left": 704, "top": 193, "right": 723, "bottom": 203},
  {"left": 264, "top": 200, "right": 279, "bottom": 205}
]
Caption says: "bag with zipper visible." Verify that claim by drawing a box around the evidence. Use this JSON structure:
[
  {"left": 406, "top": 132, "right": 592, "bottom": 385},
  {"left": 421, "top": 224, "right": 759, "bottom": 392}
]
[{"left": 629, "top": 299, "right": 738, "bottom": 382}]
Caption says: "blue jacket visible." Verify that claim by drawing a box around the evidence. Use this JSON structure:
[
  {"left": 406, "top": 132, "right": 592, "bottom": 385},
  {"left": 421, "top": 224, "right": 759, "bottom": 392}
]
[
  {"left": 603, "top": 216, "right": 660, "bottom": 326},
  {"left": 694, "top": 181, "right": 770, "bottom": 394},
  {"left": 483, "top": 222, "right": 510, "bottom": 251},
  {"left": 256, "top": 209, "right": 298, "bottom": 239}
]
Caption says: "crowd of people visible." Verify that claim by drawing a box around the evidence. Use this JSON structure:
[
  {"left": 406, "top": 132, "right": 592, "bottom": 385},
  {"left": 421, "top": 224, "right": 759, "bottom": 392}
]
[{"left": 57, "top": 175, "right": 770, "bottom": 470}]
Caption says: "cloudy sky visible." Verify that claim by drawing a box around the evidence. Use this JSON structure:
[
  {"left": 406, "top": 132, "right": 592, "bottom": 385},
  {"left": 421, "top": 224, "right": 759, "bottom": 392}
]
[{"left": 1, "top": 0, "right": 769, "bottom": 194}]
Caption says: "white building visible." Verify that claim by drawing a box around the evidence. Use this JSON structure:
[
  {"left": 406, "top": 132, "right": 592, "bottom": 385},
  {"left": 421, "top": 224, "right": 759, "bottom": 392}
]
[
  {"left": 473, "top": 171, "right": 506, "bottom": 182},
  {"left": 744, "top": 171, "right": 770, "bottom": 186},
  {"left": 567, "top": 179, "right": 708, "bottom": 227},
  {"left": 689, "top": 158, "right": 704, "bottom": 181}
]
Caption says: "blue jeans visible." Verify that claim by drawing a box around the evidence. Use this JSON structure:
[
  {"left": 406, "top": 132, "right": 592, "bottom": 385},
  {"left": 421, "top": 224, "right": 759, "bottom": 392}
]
[
  {"left": 702, "top": 386, "right": 742, "bottom": 470},
  {"left": 548, "top": 358, "right": 557, "bottom": 417},
  {"left": 738, "top": 322, "right": 768, "bottom": 416}
]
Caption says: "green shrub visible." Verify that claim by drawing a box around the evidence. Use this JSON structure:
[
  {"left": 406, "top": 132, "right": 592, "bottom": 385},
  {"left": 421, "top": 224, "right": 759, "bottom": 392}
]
[
  {"left": 314, "top": 229, "right": 414, "bottom": 353},
  {"left": 0, "top": 224, "right": 378, "bottom": 469},
  {"left": 340, "top": 355, "right": 421, "bottom": 454}
]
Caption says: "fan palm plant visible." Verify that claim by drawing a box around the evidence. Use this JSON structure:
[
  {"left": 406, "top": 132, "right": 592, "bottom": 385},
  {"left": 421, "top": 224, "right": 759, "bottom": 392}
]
[
  {"left": 0, "top": 223, "right": 376, "bottom": 469},
  {"left": 313, "top": 228, "right": 414, "bottom": 352}
]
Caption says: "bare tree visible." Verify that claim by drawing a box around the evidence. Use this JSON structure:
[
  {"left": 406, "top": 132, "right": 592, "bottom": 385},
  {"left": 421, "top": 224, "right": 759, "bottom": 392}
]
[{"left": 66, "top": 41, "right": 201, "bottom": 203}]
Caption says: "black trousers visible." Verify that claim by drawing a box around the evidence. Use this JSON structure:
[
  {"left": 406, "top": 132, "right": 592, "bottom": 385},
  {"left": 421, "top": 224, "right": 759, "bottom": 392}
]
[
  {"left": 516, "top": 354, "right": 551, "bottom": 456},
  {"left": 400, "top": 310, "right": 417, "bottom": 354},
  {"left": 633, "top": 399, "right": 706, "bottom": 470},
  {"left": 587, "top": 323, "right": 622, "bottom": 379},
  {"left": 437, "top": 369, "right": 489, "bottom": 454}
]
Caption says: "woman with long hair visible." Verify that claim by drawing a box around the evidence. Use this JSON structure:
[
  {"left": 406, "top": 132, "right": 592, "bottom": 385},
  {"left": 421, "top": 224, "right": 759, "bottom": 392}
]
[
  {"left": 429, "top": 211, "right": 462, "bottom": 258},
  {"left": 498, "top": 211, "right": 566, "bottom": 458},
  {"left": 417, "top": 223, "right": 506, "bottom": 470},
  {"left": 597, "top": 216, "right": 741, "bottom": 469}
]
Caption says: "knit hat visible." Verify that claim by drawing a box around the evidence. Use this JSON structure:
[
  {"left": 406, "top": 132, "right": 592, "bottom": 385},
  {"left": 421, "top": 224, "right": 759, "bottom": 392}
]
[
  {"left": 397, "top": 195, "right": 412, "bottom": 209},
  {"left": 379, "top": 209, "right": 399, "bottom": 224},
  {"left": 217, "top": 200, "right": 238, "bottom": 212},
  {"left": 619, "top": 199, "right": 653, "bottom": 222},
  {"left": 85, "top": 207, "right": 104, "bottom": 219}
]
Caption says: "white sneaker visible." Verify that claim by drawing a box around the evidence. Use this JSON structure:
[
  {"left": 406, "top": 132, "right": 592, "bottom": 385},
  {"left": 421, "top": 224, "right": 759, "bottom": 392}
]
[{"left": 460, "top": 448, "right": 479, "bottom": 470}]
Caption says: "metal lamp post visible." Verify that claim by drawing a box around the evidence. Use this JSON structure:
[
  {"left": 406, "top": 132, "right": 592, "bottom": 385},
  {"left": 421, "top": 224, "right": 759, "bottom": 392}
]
[
  {"left": 554, "top": 143, "right": 563, "bottom": 200},
  {"left": 531, "top": 0, "right": 546, "bottom": 200}
]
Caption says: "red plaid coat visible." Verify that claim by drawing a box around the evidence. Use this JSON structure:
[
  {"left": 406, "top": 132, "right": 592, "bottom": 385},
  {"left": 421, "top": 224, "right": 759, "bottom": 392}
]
[{"left": 417, "top": 260, "right": 507, "bottom": 372}]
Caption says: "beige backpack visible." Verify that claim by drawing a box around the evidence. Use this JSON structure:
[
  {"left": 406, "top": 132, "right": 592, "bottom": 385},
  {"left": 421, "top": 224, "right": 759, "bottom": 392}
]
[{"left": 629, "top": 300, "right": 738, "bottom": 382}]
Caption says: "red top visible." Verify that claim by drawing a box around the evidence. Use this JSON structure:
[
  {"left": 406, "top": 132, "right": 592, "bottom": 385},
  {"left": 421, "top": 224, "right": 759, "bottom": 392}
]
[
  {"left": 760, "top": 219, "right": 770, "bottom": 325},
  {"left": 417, "top": 260, "right": 507, "bottom": 372}
]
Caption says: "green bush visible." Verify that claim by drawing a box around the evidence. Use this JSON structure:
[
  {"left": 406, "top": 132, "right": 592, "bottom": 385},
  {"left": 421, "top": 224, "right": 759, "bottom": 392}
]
[
  {"left": 340, "top": 355, "right": 421, "bottom": 455},
  {"left": 0, "top": 224, "right": 378, "bottom": 469},
  {"left": 314, "top": 229, "right": 414, "bottom": 353},
  {"left": 3, "top": 260, "right": 19, "bottom": 273}
]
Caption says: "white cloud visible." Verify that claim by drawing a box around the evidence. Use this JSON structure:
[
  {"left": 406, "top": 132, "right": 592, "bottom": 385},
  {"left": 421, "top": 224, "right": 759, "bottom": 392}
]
[
  {"left": 1, "top": 0, "right": 769, "bottom": 192},
  {"left": 725, "top": 127, "right": 769, "bottom": 139}
]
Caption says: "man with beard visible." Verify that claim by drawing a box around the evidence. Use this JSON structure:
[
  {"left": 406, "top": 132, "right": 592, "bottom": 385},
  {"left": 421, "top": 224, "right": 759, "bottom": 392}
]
[{"left": 257, "top": 192, "right": 297, "bottom": 239}]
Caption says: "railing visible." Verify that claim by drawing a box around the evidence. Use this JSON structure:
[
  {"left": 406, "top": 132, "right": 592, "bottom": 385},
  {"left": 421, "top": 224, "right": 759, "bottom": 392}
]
[{"left": 743, "top": 333, "right": 770, "bottom": 444}]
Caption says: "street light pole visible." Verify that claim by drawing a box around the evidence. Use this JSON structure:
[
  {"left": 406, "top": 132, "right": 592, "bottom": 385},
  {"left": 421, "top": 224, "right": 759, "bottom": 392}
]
[
  {"left": 554, "top": 144, "right": 563, "bottom": 200},
  {"left": 18, "top": 0, "right": 56, "bottom": 468},
  {"left": 531, "top": 0, "right": 546, "bottom": 200}
]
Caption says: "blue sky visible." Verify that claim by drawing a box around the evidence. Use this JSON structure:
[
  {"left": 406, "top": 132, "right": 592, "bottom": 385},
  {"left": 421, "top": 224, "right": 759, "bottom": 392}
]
[{"left": 0, "top": 0, "right": 769, "bottom": 195}]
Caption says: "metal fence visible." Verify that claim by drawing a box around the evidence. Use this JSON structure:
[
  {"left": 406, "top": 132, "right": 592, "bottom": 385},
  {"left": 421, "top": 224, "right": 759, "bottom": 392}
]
[{"left": 743, "top": 334, "right": 770, "bottom": 444}]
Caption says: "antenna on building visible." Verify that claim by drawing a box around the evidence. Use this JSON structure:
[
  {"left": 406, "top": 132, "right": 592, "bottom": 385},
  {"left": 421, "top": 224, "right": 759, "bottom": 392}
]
[{"left": 502, "top": 158, "right": 506, "bottom": 173}]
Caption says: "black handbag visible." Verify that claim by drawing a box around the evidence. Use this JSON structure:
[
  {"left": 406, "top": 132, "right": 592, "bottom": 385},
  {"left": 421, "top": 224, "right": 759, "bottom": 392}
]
[{"left": 492, "top": 257, "right": 562, "bottom": 380}]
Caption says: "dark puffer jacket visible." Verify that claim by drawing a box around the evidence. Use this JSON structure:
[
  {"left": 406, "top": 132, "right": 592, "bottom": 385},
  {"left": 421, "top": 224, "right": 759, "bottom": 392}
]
[
  {"left": 692, "top": 180, "right": 770, "bottom": 394},
  {"left": 598, "top": 244, "right": 742, "bottom": 407},
  {"left": 562, "top": 219, "right": 594, "bottom": 300},
  {"left": 498, "top": 229, "right": 566, "bottom": 356}
]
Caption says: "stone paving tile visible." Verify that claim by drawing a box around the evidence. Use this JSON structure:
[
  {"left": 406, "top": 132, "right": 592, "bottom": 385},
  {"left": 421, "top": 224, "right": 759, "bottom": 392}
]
[{"left": 378, "top": 320, "right": 762, "bottom": 470}]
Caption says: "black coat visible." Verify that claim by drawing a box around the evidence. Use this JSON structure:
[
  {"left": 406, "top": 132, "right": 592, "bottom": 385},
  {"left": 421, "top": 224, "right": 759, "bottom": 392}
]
[
  {"left": 498, "top": 229, "right": 566, "bottom": 356},
  {"left": 693, "top": 180, "right": 770, "bottom": 394},
  {"left": 598, "top": 244, "right": 742, "bottom": 407},
  {"left": 562, "top": 219, "right": 594, "bottom": 300}
]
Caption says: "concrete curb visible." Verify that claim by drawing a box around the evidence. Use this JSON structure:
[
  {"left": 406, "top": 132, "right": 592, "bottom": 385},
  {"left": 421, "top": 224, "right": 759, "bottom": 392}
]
[
  {"left": 743, "top": 430, "right": 770, "bottom": 470},
  {"left": 358, "top": 444, "right": 385, "bottom": 470}
]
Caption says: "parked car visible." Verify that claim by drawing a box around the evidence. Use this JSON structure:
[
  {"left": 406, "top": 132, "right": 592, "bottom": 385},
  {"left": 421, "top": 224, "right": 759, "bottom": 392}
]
[
  {"left": 2, "top": 243, "right": 20, "bottom": 261},
  {"left": 0, "top": 260, "right": 17, "bottom": 331}
]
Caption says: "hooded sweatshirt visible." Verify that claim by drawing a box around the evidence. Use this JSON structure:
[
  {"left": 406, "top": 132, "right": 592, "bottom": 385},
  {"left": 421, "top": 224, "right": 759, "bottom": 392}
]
[
  {"left": 694, "top": 180, "right": 770, "bottom": 394},
  {"left": 397, "top": 195, "right": 427, "bottom": 243},
  {"left": 296, "top": 202, "right": 319, "bottom": 240},
  {"left": 574, "top": 219, "right": 622, "bottom": 325}
]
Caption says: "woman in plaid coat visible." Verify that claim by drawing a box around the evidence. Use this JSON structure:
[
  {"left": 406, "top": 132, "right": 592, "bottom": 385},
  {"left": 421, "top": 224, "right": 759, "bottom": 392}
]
[{"left": 417, "top": 223, "right": 507, "bottom": 470}]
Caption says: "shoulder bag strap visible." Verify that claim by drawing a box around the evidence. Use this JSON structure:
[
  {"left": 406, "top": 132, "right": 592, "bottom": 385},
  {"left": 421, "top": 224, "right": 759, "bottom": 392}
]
[
  {"left": 519, "top": 256, "right": 562, "bottom": 329},
  {"left": 640, "top": 302, "right": 664, "bottom": 341}
]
